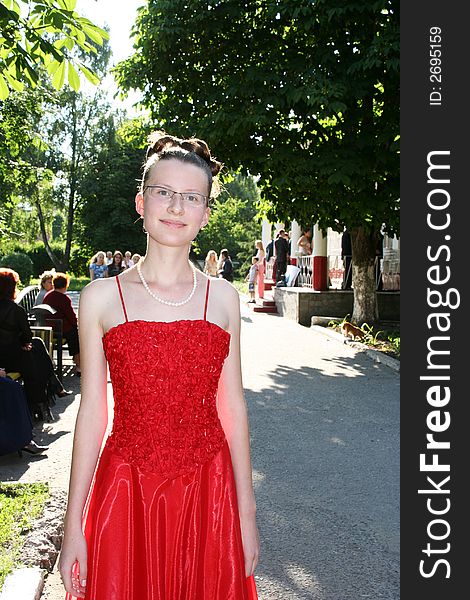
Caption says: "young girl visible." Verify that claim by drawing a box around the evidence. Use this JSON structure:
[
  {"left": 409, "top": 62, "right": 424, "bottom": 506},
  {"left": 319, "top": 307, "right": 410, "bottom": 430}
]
[
  {"left": 59, "top": 132, "right": 259, "bottom": 599},
  {"left": 88, "top": 252, "right": 108, "bottom": 281}
]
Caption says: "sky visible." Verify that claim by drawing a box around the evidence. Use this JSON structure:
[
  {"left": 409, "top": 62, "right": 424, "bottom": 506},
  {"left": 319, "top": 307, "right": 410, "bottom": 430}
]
[{"left": 76, "top": 0, "right": 146, "bottom": 113}]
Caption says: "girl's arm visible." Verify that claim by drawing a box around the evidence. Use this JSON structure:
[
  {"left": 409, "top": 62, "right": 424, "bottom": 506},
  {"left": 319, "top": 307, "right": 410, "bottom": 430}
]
[
  {"left": 216, "top": 283, "right": 259, "bottom": 577},
  {"left": 89, "top": 266, "right": 95, "bottom": 281},
  {"left": 58, "top": 282, "right": 110, "bottom": 598}
]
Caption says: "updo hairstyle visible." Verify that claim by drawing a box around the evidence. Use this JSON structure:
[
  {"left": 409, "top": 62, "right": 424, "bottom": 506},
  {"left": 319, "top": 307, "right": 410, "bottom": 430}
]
[{"left": 141, "top": 131, "right": 223, "bottom": 200}]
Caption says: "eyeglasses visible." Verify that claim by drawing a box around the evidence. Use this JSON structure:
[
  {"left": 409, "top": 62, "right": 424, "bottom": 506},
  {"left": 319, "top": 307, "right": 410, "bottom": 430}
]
[{"left": 143, "top": 185, "right": 208, "bottom": 208}]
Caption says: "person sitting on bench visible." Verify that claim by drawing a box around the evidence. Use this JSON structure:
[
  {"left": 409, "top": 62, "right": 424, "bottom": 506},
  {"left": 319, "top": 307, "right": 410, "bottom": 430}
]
[
  {"left": 0, "top": 268, "right": 70, "bottom": 422},
  {"left": 43, "top": 272, "right": 81, "bottom": 376}
]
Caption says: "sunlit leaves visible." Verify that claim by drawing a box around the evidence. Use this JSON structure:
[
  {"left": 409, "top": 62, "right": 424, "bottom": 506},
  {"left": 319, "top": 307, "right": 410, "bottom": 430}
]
[
  {"left": 0, "top": 0, "right": 109, "bottom": 99},
  {"left": 66, "top": 61, "right": 79, "bottom": 91}
]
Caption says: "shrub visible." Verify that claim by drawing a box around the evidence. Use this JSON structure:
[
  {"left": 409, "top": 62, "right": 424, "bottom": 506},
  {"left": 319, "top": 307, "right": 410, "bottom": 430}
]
[
  {"left": 0, "top": 242, "right": 65, "bottom": 278},
  {"left": 70, "top": 246, "right": 92, "bottom": 277},
  {"left": 0, "top": 252, "right": 34, "bottom": 284}
]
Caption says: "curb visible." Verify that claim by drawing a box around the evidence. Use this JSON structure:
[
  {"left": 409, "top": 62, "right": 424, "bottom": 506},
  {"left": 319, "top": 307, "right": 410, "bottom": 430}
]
[
  {"left": 310, "top": 325, "right": 400, "bottom": 372},
  {"left": 0, "top": 567, "right": 44, "bottom": 600}
]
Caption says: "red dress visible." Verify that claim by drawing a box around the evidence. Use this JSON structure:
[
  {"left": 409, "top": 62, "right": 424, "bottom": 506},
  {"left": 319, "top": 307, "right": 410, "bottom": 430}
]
[{"left": 66, "top": 277, "right": 258, "bottom": 600}]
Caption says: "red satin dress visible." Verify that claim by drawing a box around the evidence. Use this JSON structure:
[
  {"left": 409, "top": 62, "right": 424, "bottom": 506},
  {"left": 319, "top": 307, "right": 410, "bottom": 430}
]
[{"left": 66, "top": 276, "right": 258, "bottom": 600}]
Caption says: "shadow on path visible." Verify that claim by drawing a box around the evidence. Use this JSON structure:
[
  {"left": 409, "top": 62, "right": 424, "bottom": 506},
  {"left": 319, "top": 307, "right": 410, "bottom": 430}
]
[{"left": 247, "top": 354, "right": 399, "bottom": 600}]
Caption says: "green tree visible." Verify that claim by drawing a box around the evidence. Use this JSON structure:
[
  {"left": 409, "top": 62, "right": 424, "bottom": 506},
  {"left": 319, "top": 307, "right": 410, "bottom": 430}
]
[
  {"left": 0, "top": 85, "right": 52, "bottom": 249},
  {"left": 0, "top": 0, "right": 108, "bottom": 100},
  {"left": 77, "top": 117, "right": 150, "bottom": 262},
  {"left": 194, "top": 173, "right": 261, "bottom": 277},
  {"left": 116, "top": 0, "right": 399, "bottom": 323},
  {"left": 32, "top": 38, "right": 115, "bottom": 269}
]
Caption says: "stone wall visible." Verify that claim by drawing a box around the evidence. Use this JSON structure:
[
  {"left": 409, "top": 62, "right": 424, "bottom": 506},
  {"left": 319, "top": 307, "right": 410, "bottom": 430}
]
[{"left": 273, "top": 288, "right": 400, "bottom": 326}]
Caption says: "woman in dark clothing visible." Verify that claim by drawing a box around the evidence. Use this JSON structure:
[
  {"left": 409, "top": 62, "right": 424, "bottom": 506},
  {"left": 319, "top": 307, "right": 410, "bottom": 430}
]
[
  {"left": 217, "top": 248, "right": 234, "bottom": 282},
  {"left": 0, "top": 368, "right": 48, "bottom": 456},
  {"left": 0, "top": 268, "right": 69, "bottom": 421},
  {"left": 107, "top": 250, "right": 125, "bottom": 278}
]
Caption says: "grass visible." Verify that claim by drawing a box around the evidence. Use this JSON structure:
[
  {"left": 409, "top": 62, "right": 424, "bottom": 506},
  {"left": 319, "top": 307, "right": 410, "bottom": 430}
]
[
  {"left": 68, "top": 276, "right": 89, "bottom": 292},
  {"left": 0, "top": 482, "right": 50, "bottom": 590},
  {"left": 328, "top": 316, "right": 400, "bottom": 360},
  {"left": 232, "top": 279, "right": 249, "bottom": 295}
]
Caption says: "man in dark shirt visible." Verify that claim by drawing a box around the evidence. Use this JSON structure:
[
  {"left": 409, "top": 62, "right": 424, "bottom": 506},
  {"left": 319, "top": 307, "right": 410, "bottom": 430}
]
[
  {"left": 274, "top": 230, "right": 290, "bottom": 283},
  {"left": 44, "top": 273, "right": 80, "bottom": 374},
  {"left": 265, "top": 239, "right": 274, "bottom": 262},
  {"left": 218, "top": 249, "right": 234, "bottom": 282}
]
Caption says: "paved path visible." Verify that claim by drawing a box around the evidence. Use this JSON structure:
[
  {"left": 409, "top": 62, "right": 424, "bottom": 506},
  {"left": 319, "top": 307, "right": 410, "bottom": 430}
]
[{"left": 0, "top": 292, "right": 399, "bottom": 600}]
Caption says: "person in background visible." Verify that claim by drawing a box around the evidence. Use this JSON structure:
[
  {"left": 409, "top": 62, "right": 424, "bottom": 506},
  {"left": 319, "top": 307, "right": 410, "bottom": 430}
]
[
  {"left": 105, "top": 251, "right": 113, "bottom": 266},
  {"left": 0, "top": 268, "right": 70, "bottom": 422},
  {"left": 43, "top": 272, "right": 80, "bottom": 376},
  {"left": 217, "top": 248, "right": 234, "bottom": 282},
  {"left": 245, "top": 256, "right": 259, "bottom": 303},
  {"left": 341, "top": 228, "right": 352, "bottom": 290},
  {"left": 265, "top": 238, "right": 274, "bottom": 262},
  {"left": 0, "top": 367, "right": 49, "bottom": 456},
  {"left": 122, "top": 251, "right": 134, "bottom": 270},
  {"left": 274, "top": 229, "right": 290, "bottom": 283},
  {"left": 375, "top": 231, "right": 384, "bottom": 291},
  {"left": 34, "top": 269, "right": 56, "bottom": 305},
  {"left": 204, "top": 249, "right": 219, "bottom": 277},
  {"left": 89, "top": 251, "right": 108, "bottom": 281},
  {"left": 131, "top": 253, "right": 141, "bottom": 265},
  {"left": 297, "top": 228, "right": 312, "bottom": 255},
  {"left": 254, "top": 240, "right": 265, "bottom": 299},
  {"left": 107, "top": 251, "right": 124, "bottom": 278}
]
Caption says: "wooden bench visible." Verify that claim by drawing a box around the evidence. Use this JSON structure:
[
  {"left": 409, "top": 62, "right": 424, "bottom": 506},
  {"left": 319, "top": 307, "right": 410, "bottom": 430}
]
[
  {"left": 15, "top": 284, "right": 39, "bottom": 313},
  {"left": 29, "top": 306, "right": 65, "bottom": 382}
]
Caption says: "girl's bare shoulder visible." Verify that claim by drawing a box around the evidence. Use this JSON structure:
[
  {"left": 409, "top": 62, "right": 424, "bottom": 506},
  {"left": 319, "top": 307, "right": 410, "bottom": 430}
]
[
  {"left": 204, "top": 276, "right": 240, "bottom": 324},
  {"left": 78, "top": 277, "right": 121, "bottom": 319}
]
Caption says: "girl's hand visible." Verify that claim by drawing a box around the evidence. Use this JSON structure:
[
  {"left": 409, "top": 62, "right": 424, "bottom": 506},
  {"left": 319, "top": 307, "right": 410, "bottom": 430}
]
[
  {"left": 21, "top": 343, "right": 32, "bottom": 351},
  {"left": 239, "top": 512, "right": 260, "bottom": 577},
  {"left": 58, "top": 530, "right": 88, "bottom": 598}
]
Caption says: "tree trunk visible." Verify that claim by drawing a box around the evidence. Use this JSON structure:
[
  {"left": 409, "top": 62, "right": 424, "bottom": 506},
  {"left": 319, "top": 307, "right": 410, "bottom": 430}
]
[
  {"left": 64, "top": 96, "right": 78, "bottom": 270},
  {"left": 351, "top": 225, "right": 379, "bottom": 325},
  {"left": 35, "top": 197, "right": 65, "bottom": 271}
]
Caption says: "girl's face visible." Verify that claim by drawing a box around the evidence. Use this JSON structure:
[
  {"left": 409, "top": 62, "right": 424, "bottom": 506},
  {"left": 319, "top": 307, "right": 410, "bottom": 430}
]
[
  {"left": 97, "top": 253, "right": 105, "bottom": 264},
  {"left": 136, "top": 159, "right": 210, "bottom": 247},
  {"left": 43, "top": 278, "right": 53, "bottom": 291},
  {"left": 114, "top": 254, "right": 122, "bottom": 264}
]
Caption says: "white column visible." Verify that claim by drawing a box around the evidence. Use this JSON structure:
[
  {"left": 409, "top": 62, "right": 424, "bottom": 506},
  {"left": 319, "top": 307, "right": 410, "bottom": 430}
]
[
  {"left": 313, "top": 223, "right": 328, "bottom": 290},
  {"left": 290, "top": 220, "right": 302, "bottom": 259},
  {"left": 275, "top": 222, "right": 284, "bottom": 235},
  {"left": 261, "top": 218, "right": 271, "bottom": 249}
]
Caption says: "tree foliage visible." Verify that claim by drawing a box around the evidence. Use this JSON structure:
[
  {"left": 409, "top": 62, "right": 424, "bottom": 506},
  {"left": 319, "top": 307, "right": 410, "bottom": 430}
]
[
  {"left": 116, "top": 0, "right": 399, "bottom": 322},
  {"left": 0, "top": 85, "right": 52, "bottom": 245},
  {"left": 193, "top": 173, "right": 261, "bottom": 276},
  {"left": 77, "top": 117, "right": 150, "bottom": 263},
  {"left": 117, "top": 0, "right": 398, "bottom": 231},
  {"left": 0, "top": 0, "right": 109, "bottom": 100}
]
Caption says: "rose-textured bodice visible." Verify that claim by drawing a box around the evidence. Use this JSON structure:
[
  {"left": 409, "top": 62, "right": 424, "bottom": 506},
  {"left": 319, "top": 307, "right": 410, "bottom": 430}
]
[{"left": 102, "top": 319, "right": 230, "bottom": 479}]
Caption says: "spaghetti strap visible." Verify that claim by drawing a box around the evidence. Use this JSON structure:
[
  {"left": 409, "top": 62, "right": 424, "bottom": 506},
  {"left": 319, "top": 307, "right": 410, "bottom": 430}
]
[
  {"left": 203, "top": 278, "right": 210, "bottom": 321},
  {"left": 115, "top": 276, "right": 129, "bottom": 322}
]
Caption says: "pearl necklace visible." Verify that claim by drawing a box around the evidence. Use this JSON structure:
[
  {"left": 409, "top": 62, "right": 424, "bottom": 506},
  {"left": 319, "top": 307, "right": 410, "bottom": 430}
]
[{"left": 136, "top": 260, "right": 198, "bottom": 307}]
